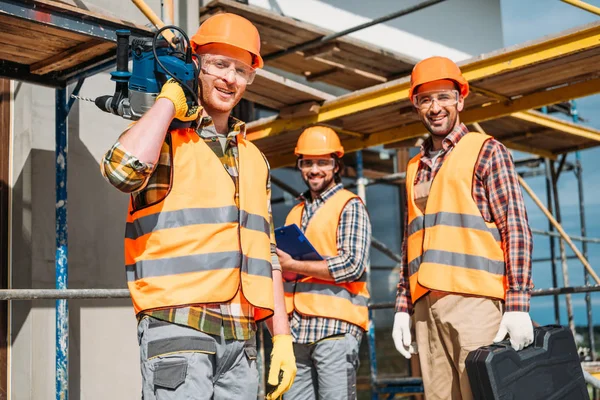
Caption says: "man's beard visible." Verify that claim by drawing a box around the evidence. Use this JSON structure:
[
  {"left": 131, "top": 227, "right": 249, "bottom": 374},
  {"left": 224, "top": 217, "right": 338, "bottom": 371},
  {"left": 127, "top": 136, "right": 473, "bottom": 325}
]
[
  {"left": 303, "top": 173, "right": 335, "bottom": 195},
  {"left": 423, "top": 111, "right": 457, "bottom": 137}
]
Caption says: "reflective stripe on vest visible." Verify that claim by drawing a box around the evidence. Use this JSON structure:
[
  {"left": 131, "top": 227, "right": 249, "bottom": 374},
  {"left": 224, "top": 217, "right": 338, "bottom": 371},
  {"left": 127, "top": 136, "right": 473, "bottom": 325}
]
[
  {"left": 124, "top": 128, "right": 274, "bottom": 320},
  {"left": 406, "top": 132, "right": 507, "bottom": 303},
  {"left": 284, "top": 188, "right": 370, "bottom": 330}
]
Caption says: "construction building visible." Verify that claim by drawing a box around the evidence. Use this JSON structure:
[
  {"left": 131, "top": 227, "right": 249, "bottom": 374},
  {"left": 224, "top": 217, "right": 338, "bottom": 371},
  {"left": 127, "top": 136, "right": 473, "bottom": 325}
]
[{"left": 0, "top": 0, "right": 599, "bottom": 398}]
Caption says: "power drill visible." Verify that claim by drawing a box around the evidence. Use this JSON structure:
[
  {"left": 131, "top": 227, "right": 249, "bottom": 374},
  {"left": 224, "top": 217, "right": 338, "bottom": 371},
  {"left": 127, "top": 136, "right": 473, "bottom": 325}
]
[{"left": 94, "top": 26, "right": 199, "bottom": 128}]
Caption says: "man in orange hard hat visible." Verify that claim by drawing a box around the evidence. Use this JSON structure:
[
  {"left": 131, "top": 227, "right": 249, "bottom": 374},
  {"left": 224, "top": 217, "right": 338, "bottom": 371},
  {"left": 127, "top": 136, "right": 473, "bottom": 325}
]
[
  {"left": 277, "top": 126, "right": 371, "bottom": 400},
  {"left": 100, "top": 13, "right": 295, "bottom": 400},
  {"left": 392, "top": 56, "right": 534, "bottom": 399}
]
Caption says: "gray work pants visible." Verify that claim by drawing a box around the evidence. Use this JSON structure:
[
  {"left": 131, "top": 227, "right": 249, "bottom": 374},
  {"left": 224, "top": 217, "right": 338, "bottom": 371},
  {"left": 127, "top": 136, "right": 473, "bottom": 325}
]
[
  {"left": 284, "top": 334, "right": 361, "bottom": 400},
  {"left": 137, "top": 317, "right": 258, "bottom": 400}
]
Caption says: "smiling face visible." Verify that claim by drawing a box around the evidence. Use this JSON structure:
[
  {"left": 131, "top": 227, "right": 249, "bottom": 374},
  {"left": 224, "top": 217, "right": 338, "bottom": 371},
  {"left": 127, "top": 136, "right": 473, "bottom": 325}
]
[
  {"left": 414, "top": 80, "right": 464, "bottom": 138},
  {"left": 197, "top": 43, "right": 253, "bottom": 117},
  {"left": 299, "top": 155, "right": 339, "bottom": 198}
]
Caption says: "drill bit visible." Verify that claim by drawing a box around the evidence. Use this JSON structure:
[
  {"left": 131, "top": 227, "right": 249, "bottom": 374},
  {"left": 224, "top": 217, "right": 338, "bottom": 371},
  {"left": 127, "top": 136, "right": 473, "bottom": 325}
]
[{"left": 70, "top": 94, "right": 96, "bottom": 103}]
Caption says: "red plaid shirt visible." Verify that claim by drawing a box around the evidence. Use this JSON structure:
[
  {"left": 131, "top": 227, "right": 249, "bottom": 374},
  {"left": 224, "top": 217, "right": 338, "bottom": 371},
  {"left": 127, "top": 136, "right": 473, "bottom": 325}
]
[{"left": 396, "top": 123, "right": 533, "bottom": 313}]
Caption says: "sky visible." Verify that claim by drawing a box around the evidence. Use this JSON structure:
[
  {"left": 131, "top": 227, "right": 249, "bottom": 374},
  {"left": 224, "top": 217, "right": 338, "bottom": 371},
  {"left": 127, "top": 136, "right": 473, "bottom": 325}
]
[{"left": 500, "top": 0, "right": 600, "bottom": 327}]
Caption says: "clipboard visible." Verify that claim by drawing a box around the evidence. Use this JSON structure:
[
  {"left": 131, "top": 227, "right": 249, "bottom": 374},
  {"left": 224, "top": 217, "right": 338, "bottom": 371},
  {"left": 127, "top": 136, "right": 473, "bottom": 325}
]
[{"left": 275, "top": 224, "right": 323, "bottom": 261}]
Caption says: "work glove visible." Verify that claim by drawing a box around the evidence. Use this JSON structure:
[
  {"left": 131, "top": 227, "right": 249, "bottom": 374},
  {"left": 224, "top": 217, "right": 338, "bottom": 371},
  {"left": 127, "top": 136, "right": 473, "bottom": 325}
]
[
  {"left": 266, "top": 334, "right": 297, "bottom": 400},
  {"left": 155, "top": 78, "right": 200, "bottom": 122},
  {"left": 392, "top": 312, "right": 417, "bottom": 359},
  {"left": 493, "top": 311, "right": 534, "bottom": 351}
]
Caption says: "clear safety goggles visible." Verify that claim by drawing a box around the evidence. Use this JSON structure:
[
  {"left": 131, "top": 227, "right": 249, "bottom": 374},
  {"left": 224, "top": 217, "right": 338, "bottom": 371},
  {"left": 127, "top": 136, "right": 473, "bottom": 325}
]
[
  {"left": 297, "top": 158, "right": 336, "bottom": 171},
  {"left": 412, "top": 90, "right": 459, "bottom": 110},
  {"left": 200, "top": 54, "right": 256, "bottom": 85}
]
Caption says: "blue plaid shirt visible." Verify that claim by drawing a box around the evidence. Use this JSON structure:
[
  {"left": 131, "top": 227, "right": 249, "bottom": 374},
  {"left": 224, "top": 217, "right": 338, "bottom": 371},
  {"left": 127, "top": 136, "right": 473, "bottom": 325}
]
[{"left": 289, "top": 183, "right": 372, "bottom": 344}]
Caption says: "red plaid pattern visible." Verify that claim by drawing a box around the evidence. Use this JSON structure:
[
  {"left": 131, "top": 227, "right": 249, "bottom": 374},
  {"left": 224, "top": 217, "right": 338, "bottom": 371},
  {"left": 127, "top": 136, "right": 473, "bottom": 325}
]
[{"left": 396, "top": 123, "right": 533, "bottom": 314}]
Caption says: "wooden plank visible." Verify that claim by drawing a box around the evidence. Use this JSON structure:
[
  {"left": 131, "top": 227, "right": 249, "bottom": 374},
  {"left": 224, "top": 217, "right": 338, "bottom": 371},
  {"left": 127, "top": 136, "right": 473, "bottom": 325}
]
[
  {"left": 0, "top": 19, "right": 80, "bottom": 53},
  {"left": 0, "top": 32, "right": 65, "bottom": 58},
  {"left": 203, "top": 0, "right": 418, "bottom": 64},
  {"left": 29, "top": 40, "right": 114, "bottom": 75},
  {"left": 0, "top": 13, "right": 86, "bottom": 43},
  {"left": 303, "top": 43, "right": 340, "bottom": 60},
  {"left": 31, "top": 0, "right": 153, "bottom": 32},
  {"left": 279, "top": 101, "right": 321, "bottom": 119},
  {"left": 305, "top": 67, "right": 340, "bottom": 81},
  {"left": 0, "top": 46, "right": 43, "bottom": 64},
  {"left": 242, "top": 92, "right": 285, "bottom": 110},
  {"left": 255, "top": 69, "right": 335, "bottom": 102},
  {"left": 473, "top": 50, "right": 600, "bottom": 97}
]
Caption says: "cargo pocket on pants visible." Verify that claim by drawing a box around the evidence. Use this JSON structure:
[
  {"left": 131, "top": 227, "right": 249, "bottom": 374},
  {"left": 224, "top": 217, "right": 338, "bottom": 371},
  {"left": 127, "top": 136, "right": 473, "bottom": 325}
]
[
  {"left": 154, "top": 357, "right": 188, "bottom": 391},
  {"left": 148, "top": 335, "right": 217, "bottom": 397},
  {"left": 346, "top": 343, "right": 359, "bottom": 399}
]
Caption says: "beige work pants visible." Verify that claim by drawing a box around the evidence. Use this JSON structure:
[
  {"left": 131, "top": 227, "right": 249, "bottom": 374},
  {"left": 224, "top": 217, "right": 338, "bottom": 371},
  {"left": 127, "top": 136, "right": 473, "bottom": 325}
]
[{"left": 414, "top": 291, "right": 503, "bottom": 400}]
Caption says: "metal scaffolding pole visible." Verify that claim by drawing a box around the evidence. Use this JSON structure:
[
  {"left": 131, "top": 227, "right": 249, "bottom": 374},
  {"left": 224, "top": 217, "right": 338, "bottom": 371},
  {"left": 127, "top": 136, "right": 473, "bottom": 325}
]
[
  {"left": 531, "top": 228, "right": 600, "bottom": 244},
  {"left": 576, "top": 154, "right": 595, "bottom": 360},
  {"left": 551, "top": 159, "right": 576, "bottom": 335},
  {"left": 545, "top": 159, "right": 561, "bottom": 324},
  {"left": 55, "top": 87, "right": 69, "bottom": 400},
  {"left": 55, "top": 79, "right": 84, "bottom": 400},
  {"left": 356, "top": 151, "right": 379, "bottom": 399}
]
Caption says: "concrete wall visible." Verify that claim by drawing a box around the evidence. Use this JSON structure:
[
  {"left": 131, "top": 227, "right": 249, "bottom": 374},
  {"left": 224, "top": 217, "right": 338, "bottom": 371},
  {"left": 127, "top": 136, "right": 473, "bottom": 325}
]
[
  {"left": 8, "top": 0, "right": 501, "bottom": 398},
  {"left": 7, "top": 1, "right": 202, "bottom": 398}
]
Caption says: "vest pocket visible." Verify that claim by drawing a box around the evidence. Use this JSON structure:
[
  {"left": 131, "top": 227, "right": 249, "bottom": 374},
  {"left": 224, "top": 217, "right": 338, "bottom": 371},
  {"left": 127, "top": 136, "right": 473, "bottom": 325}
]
[{"left": 154, "top": 357, "right": 187, "bottom": 390}]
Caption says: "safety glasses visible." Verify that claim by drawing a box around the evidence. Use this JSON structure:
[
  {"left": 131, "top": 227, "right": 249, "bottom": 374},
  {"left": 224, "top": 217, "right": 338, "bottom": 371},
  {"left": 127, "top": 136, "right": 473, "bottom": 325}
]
[
  {"left": 200, "top": 54, "right": 256, "bottom": 85},
  {"left": 412, "top": 90, "right": 459, "bottom": 110},
  {"left": 297, "top": 158, "right": 336, "bottom": 171}
]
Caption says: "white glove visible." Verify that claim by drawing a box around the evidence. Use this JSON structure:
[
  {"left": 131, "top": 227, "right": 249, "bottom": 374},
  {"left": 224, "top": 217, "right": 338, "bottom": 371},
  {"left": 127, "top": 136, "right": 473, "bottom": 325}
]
[
  {"left": 392, "top": 312, "right": 417, "bottom": 359},
  {"left": 493, "top": 311, "right": 534, "bottom": 351}
]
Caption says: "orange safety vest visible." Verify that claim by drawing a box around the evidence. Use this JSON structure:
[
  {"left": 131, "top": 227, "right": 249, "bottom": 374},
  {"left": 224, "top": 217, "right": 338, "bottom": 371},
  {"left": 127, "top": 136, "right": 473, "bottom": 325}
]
[
  {"left": 284, "top": 189, "right": 370, "bottom": 330},
  {"left": 124, "top": 128, "right": 274, "bottom": 321},
  {"left": 406, "top": 132, "right": 507, "bottom": 304}
]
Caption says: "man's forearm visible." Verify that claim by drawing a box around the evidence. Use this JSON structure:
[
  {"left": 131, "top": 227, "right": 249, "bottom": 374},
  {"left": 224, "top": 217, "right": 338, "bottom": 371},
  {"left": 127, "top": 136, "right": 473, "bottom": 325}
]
[
  {"left": 267, "top": 269, "right": 291, "bottom": 335},
  {"left": 287, "top": 259, "right": 334, "bottom": 282},
  {"left": 119, "top": 99, "right": 175, "bottom": 164}
]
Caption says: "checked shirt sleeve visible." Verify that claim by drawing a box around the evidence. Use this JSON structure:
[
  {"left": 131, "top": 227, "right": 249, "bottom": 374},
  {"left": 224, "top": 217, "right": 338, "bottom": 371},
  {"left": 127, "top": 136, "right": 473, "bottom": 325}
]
[
  {"left": 100, "top": 141, "right": 154, "bottom": 193},
  {"left": 482, "top": 140, "right": 534, "bottom": 312},
  {"left": 327, "top": 198, "right": 371, "bottom": 283},
  {"left": 395, "top": 198, "right": 413, "bottom": 314}
]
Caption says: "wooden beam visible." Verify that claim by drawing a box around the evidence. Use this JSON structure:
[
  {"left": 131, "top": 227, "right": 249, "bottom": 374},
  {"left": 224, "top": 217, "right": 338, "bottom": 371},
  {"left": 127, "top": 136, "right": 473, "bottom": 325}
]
[
  {"left": 305, "top": 67, "right": 340, "bottom": 81},
  {"left": 302, "top": 43, "right": 340, "bottom": 60},
  {"left": 246, "top": 20, "right": 600, "bottom": 141},
  {"left": 279, "top": 101, "right": 321, "bottom": 119},
  {"left": 30, "top": 40, "right": 114, "bottom": 75}
]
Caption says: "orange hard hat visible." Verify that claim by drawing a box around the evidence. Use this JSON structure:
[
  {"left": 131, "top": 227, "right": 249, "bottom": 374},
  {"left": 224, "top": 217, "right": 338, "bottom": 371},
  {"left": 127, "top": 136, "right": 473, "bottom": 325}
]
[
  {"left": 409, "top": 56, "right": 469, "bottom": 100},
  {"left": 295, "top": 126, "right": 344, "bottom": 158},
  {"left": 191, "top": 13, "right": 264, "bottom": 69}
]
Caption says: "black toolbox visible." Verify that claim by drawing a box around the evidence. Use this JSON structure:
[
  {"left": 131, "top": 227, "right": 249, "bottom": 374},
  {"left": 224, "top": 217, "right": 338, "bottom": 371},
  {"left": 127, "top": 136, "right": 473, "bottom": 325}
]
[{"left": 465, "top": 325, "right": 589, "bottom": 400}]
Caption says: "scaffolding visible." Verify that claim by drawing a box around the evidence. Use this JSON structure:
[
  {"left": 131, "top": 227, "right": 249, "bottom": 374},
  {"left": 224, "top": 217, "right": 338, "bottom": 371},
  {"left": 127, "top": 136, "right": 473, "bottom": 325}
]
[{"left": 1, "top": 0, "right": 600, "bottom": 399}]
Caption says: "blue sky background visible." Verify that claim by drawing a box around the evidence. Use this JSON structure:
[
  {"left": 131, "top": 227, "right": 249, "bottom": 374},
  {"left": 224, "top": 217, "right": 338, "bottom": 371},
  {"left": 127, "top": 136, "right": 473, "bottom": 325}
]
[{"left": 500, "top": 0, "right": 600, "bottom": 326}]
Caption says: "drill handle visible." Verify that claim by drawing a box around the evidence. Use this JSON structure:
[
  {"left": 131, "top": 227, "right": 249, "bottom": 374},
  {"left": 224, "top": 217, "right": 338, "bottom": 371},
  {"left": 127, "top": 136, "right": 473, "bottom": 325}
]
[{"left": 115, "top": 30, "right": 130, "bottom": 74}]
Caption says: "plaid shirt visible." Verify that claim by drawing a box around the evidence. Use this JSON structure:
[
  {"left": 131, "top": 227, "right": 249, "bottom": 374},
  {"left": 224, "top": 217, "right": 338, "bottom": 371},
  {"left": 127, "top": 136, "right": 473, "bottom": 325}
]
[
  {"left": 101, "top": 116, "right": 280, "bottom": 340},
  {"left": 396, "top": 123, "right": 533, "bottom": 314},
  {"left": 290, "top": 183, "right": 372, "bottom": 344}
]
